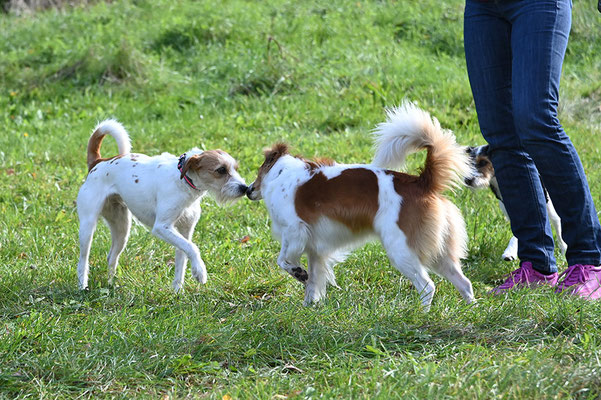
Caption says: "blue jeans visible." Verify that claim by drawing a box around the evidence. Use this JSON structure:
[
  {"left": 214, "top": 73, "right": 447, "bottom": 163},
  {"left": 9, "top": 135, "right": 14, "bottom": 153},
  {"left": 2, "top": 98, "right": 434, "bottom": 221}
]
[{"left": 464, "top": 0, "right": 601, "bottom": 273}]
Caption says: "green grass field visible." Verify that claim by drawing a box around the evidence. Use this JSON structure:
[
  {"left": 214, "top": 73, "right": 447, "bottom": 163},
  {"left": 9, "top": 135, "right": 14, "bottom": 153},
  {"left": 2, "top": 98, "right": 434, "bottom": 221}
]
[{"left": 1, "top": 0, "right": 601, "bottom": 398}]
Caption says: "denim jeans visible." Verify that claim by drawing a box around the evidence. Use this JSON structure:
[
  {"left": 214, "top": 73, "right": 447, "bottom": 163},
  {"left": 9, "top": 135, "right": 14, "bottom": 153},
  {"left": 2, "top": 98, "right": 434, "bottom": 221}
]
[{"left": 464, "top": 0, "right": 601, "bottom": 273}]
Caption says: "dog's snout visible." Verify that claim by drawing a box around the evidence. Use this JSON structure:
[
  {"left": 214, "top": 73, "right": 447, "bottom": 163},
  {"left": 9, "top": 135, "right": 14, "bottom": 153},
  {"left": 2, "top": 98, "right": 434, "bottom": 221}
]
[
  {"left": 238, "top": 183, "right": 248, "bottom": 194},
  {"left": 246, "top": 184, "right": 254, "bottom": 196},
  {"left": 464, "top": 177, "right": 474, "bottom": 186}
]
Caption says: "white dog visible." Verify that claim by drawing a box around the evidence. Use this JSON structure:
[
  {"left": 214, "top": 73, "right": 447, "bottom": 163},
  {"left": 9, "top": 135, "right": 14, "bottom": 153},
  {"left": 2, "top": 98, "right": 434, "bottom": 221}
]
[
  {"left": 464, "top": 144, "right": 567, "bottom": 261},
  {"left": 76, "top": 120, "right": 247, "bottom": 291},
  {"left": 246, "top": 103, "right": 475, "bottom": 311}
]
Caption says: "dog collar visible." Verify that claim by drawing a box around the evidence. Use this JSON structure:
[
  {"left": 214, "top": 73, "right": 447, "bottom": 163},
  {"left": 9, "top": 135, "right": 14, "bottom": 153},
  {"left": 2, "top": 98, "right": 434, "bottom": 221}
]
[{"left": 177, "top": 153, "right": 200, "bottom": 190}]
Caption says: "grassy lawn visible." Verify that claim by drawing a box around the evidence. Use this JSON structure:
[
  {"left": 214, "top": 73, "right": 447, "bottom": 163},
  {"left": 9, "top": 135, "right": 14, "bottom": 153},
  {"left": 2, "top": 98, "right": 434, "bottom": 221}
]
[{"left": 1, "top": 0, "right": 600, "bottom": 398}]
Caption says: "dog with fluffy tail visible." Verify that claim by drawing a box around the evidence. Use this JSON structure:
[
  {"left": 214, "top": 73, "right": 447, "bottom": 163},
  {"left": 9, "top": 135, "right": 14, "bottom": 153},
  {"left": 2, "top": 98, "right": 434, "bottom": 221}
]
[{"left": 246, "top": 102, "right": 475, "bottom": 310}]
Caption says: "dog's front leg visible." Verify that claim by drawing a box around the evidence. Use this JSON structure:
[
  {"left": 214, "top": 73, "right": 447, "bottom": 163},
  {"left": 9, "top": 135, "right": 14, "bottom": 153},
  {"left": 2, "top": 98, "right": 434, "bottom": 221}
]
[
  {"left": 502, "top": 236, "right": 519, "bottom": 261},
  {"left": 547, "top": 201, "right": 567, "bottom": 255},
  {"left": 172, "top": 206, "right": 201, "bottom": 292},
  {"left": 277, "top": 239, "right": 308, "bottom": 284},
  {"left": 152, "top": 221, "right": 207, "bottom": 285}
]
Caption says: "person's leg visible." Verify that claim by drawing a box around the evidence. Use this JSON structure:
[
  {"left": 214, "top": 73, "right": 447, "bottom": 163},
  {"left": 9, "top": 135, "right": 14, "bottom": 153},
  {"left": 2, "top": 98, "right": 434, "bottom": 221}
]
[
  {"left": 464, "top": 0, "right": 557, "bottom": 274},
  {"left": 508, "top": 0, "right": 601, "bottom": 267}
]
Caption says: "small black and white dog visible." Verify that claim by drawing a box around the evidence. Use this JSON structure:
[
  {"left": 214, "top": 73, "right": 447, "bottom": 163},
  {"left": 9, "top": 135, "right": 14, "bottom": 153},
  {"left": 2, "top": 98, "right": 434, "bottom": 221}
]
[{"left": 464, "top": 144, "right": 567, "bottom": 261}]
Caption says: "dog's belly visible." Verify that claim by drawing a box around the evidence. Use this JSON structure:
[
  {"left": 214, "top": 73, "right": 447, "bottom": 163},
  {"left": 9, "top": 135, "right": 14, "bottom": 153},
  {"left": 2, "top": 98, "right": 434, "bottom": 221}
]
[
  {"left": 125, "top": 202, "right": 156, "bottom": 227},
  {"left": 307, "top": 216, "right": 375, "bottom": 255}
]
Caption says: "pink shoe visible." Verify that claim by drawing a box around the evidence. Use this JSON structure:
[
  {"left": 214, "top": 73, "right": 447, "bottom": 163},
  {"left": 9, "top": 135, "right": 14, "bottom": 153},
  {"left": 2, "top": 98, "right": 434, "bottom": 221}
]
[
  {"left": 490, "top": 262, "right": 558, "bottom": 294},
  {"left": 555, "top": 264, "right": 601, "bottom": 299}
]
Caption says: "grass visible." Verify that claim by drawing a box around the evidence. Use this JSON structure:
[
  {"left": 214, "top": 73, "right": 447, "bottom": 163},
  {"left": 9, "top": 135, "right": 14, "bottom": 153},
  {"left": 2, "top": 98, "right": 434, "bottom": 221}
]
[{"left": 1, "top": 0, "right": 600, "bottom": 398}]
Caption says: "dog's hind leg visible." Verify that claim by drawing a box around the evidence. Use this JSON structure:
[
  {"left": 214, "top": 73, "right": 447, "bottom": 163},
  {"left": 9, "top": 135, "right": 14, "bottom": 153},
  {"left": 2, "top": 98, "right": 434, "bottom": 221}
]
[
  {"left": 172, "top": 205, "right": 201, "bottom": 292},
  {"left": 102, "top": 196, "right": 132, "bottom": 286},
  {"left": 547, "top": 200, "right": 567, "bottom": 255},
  {"left": 433, "top": 257, "right": 475, "bottom": 304},
  {"left": 432, "top": 205, "right": 475, "bottom": 303},
  {"left": 381, "top": 232, "right": 436, "bottom": 311},
  {"left": 77, "top": 191, "right": 106, "bottom": 290}
]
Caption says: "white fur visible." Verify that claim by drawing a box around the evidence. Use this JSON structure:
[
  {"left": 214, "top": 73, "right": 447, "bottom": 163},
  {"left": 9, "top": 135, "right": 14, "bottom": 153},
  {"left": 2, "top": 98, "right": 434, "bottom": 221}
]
[
  {"left": 76, "top": 120, "right": 247, "bottom": 291},
  {"left": 92, "top": 119, "right": 131, "bottom": 155}
]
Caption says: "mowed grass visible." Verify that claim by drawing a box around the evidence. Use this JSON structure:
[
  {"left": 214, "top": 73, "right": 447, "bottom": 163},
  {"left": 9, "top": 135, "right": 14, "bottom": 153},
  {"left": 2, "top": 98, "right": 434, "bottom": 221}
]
[{"left": 1, "top": 0, "right": 601, "bottom": 398}]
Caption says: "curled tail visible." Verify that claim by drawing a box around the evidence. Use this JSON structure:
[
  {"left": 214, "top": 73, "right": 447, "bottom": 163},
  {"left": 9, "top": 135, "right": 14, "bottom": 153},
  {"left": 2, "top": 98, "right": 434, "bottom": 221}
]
[
  {"left": 371, "top": 102, "right": 472, "bottom": 193},
  {"left": 87, "top": 119, "right": 131, "bottom": 171}
]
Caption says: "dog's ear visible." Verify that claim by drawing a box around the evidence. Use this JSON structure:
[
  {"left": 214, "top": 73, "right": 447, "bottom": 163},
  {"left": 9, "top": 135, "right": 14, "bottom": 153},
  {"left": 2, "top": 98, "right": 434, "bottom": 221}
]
[
  {"left": 180, "top": 154, "right": 204, "bottom": 178},
  {"left": 263, "top": 142, "right": 289, "bottom": 163}
]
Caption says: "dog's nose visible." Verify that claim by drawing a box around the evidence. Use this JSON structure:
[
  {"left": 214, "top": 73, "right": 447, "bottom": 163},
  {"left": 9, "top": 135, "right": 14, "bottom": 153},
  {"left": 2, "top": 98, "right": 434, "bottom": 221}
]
[
  {"left": 246, "top": 185, "right": 253, "bottom": 196},
  {"left": 464, "top": 177, "right": 474, "bottom": 186},
  {"left": 239, "top": 184, "right": 248, "bottom": 194}
]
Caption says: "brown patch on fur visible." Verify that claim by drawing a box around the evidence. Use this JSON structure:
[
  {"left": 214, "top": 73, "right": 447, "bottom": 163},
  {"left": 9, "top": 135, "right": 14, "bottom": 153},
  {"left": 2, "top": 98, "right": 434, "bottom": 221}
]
[
  {"left": 387, "top": 170, "right": 445, "bottom": 263},
  {"left": 474, "top": 154, "right": 494, "bottom": 181},
  {"left": 87, "top": 128, "right": 125, "bottom": 172},
  {"left": 302, "top": 157, "right": 335, "bottom": 171},
  {"left": 295, "top": 168, "right": 379, "bottom": 233},
  {"left": 87, "top": 129, "right": 105, "bottom": 170}
]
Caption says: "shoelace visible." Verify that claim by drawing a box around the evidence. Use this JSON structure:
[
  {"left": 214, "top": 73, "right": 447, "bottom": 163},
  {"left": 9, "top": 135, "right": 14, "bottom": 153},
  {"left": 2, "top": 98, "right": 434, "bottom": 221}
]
[
  {"left": 557, "top": 264, "right": 589, "bottom": 289},
  {"left": 498, "top": 265, "right": 533, "bottom": 288}
]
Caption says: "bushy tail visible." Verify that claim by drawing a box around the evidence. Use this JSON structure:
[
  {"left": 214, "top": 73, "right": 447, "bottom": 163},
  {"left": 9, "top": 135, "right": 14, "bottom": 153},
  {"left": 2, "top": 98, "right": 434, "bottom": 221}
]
[
  {"left": 371, "top": 102, "right": 472, "bottom": 193},
  {"left": 86, "top": 119, "right": 131, "bottom": 171}
]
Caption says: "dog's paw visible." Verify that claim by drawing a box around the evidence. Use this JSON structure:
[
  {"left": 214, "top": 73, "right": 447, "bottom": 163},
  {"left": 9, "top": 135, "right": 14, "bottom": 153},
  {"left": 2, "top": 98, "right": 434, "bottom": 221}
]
[
  {"left": 191, "top": 261, "right": 207, "bottom": 284},
  {"left": 303, "top": 285, "right": 324, "bottom": 306},
  {"left": 502, "top": 254, "right": 517, "bottom": 261},
  {"left": 291, "top": 267, "right": 308, "bottom": 284},
  {"left": 173, "top": 280, "right": 184, "bottom": 293},
  {"left": 191, "top": 269, "right": 207, "bottom": 284},
  {"left": 503, "top": 237, "right": 518, "bottom": 261}
]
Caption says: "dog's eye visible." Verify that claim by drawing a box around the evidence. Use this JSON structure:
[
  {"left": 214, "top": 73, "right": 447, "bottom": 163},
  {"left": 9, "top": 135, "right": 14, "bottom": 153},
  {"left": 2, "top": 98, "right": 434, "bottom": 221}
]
[
  {"left": 476, "top": 160, "right": 489, "bottom": 168},
  {"left": 216, "top": 166, "right": 227, "bottom": 175}
]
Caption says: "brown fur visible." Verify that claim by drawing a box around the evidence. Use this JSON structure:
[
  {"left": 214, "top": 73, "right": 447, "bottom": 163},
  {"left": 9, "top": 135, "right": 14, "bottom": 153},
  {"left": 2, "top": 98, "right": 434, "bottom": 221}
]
[
  {"left": 86, "top": 129, "right": 128, "bottom": 172},
  {"left": 295, "top": 169, "right": 379, "bottom": 233},
  {"left": 474, "top": 153, "right": 495, "bottom": 181},
  {"left": 301, "top": 157, "right": 336, "bottom": 171}
]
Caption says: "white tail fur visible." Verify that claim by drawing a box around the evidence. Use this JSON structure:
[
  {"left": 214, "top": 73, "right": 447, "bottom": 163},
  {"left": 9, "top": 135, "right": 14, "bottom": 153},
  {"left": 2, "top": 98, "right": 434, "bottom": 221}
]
[{"left": 93, "top": 119, "right": 131, "bottom": 155}]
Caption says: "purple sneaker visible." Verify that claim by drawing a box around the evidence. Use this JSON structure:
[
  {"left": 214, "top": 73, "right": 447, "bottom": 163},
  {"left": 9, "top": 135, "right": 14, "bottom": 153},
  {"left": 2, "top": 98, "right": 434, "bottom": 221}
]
[
  {"left": 490, "top": 261, "right": 558, "bottom": 295},
  {"left": 555, "top": 264, "right": 601, "bottom": 299}
]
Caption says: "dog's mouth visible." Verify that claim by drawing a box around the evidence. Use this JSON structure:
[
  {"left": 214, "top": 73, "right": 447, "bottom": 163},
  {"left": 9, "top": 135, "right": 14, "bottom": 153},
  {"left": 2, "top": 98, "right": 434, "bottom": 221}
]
[
  {"left": 246, "top": 184, "right": 262, "bottom": 201},
  {"left": 213, "top": 181, "right": 248, "bottom": 205},
  {"left": 463, "top": 174, "right": 490, "bottom": 190}
]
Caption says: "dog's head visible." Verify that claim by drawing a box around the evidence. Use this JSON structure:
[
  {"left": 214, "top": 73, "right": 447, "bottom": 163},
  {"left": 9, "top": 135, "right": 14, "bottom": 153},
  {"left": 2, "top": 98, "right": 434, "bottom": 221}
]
[
  {"left": 246, "top": 143, "right": 290, "bottom": 201},
  {"left": 464, "top": 144, "right": 495, "bottom": 189},
  {"left": 180, "top": 149, "right": 247, "bottom": 204}
]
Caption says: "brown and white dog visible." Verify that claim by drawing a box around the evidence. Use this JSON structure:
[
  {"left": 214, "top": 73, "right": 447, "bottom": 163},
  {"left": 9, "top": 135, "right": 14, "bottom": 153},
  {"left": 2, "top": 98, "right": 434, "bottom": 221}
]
[
  {"left": 464, "top": 144, "right": 566, "bottom": 261},
  {"left": 246, "top": 103, "right": 475, "bottom": 310},
  {"left": 76, "top": 120, "right": 247, "bottom": 291}
]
